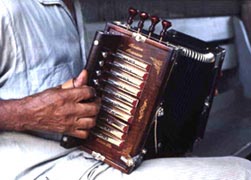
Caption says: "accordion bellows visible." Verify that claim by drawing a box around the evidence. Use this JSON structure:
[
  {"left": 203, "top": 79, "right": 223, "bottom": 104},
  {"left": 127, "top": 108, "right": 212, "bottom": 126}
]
[{"left": 61, "top": 12, "right": 225, "bottom": 173}]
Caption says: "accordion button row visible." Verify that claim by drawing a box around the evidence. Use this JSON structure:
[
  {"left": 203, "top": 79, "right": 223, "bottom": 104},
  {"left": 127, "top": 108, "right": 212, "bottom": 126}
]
[{"left": 90, "top": 50, "right": 152, "bottom": 148}]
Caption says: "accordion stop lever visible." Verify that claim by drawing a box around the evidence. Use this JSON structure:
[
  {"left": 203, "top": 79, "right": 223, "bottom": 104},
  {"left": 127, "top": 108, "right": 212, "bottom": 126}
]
[
  {"left": 148, "top": 15, "right": 160, "bottom": 38},
  {"left": 127, "top": 7, "right": 138, "bottom": 28},
  {"left": 137, "top": 11, "right": 149, "bottom": 33},
  {"left": 159, "top": 20, "right": 172, "bottom": 42}
]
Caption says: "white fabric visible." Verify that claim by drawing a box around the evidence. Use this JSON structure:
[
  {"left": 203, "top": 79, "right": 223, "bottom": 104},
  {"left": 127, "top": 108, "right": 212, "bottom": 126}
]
[
  {"left": 0, "top": 0, "right": 86, "bottom": 99},
  {"left": 0, "top": 132, "right": 251, "bottom": 180},
  {"left": 0, "top": 0, "right": 86, "bottom": 140}
]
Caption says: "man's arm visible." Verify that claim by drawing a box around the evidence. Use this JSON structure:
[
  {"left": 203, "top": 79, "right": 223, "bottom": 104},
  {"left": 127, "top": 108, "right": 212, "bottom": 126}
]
[{"left": 0, "top": 70, "right": 100, "bottom": 139}]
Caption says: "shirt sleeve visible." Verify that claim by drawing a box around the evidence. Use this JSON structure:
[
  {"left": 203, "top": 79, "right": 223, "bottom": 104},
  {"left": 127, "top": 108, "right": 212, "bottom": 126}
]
[{"left": 0, "top": 1, "right": 17, "bottom": 87}]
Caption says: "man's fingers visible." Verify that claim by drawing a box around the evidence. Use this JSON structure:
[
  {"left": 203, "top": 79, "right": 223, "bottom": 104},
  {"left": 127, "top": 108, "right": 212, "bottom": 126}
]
[
  {"left": 75, "top": 86, "right": 96, "bottom": 102},
  {"left": 75, "top": 117, "right": 96, "bottom": 130},
  {"left": 62, "top": 86, "right": 96, "bottom": 102},
  {"left": 75, "top": 98, "right": 101, "bottom": 117},
  {"left": 62, "top": 97, "right": 100, "bottom": 119},
  {"left": 70, "top": 130, "right": 90, "bottom": 139},
  {"left": 74, "top": 69, "right": 88, "bottom": 87},
  {"left": 61, "top": 69, "right": 88, "bottom": 89}
]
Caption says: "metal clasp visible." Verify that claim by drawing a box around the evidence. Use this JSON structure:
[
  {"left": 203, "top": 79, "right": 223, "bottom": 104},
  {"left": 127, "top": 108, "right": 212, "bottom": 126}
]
[
  {"left": 120, "top": 156, "right": 134, "bottom": 167},
  {"left": 92, "top": 151, "right": 105, "bottom": 161},
  {"left": 132, "top": 32, "right": 147, "bottom": 42},
  {"left": 120, "top": 149, "right": 147, "bottom": 167}
]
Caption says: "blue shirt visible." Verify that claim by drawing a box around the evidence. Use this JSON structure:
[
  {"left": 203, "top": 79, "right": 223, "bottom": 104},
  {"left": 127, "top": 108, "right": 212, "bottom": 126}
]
[{"left": 0, "top": 0, "right": 86, "bottom": 100}]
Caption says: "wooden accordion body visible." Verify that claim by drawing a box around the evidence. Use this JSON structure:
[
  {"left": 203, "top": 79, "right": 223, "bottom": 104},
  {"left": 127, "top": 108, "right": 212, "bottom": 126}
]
[{"left": 61, "top": 21, "right": 225, "bottom": 173}]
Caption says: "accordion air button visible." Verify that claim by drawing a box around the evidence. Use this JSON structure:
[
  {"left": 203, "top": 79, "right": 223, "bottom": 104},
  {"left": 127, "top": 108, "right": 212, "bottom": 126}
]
[
  {"left": 93, "top": 79, "right": 100, "bottom": 86},
  {"left": 102, "top": 52, "right": 108, "bottom": 58},
  {"left": 205, "top": 101, "right": 210, "bottom": 107},
  {"left": 99, "top": 61, "right": 105, "bottom": 67},
  {"left": 94, "top": 40, "right": 99, "bottom": 46},
  {"left": 96, "top": 70, "right": 102, "bottom": 76}
]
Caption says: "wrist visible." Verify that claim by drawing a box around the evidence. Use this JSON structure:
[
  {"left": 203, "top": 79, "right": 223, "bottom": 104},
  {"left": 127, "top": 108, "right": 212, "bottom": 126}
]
[{"left": 0, "top": 97, "right": 32, "bottom": 131}]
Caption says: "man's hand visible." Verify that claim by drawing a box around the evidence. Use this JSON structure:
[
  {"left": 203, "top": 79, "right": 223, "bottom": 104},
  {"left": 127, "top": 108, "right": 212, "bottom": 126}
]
[
  {"left": 62, "top": 69, "right": 89, "bottom": 89},
  {"left": 0, "top": 70, "right": 100, "bottom": 139}
]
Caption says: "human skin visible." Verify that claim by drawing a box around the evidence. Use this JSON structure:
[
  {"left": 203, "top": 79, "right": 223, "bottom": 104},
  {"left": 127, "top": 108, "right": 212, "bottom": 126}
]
[{"left": 0, "top": 70, "right": 101, "bottom": 139}]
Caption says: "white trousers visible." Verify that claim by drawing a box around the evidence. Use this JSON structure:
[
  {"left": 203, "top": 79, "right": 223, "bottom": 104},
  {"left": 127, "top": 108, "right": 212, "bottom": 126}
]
[{"left": 0, "top": 132, "right": 251, "bottom": 180}]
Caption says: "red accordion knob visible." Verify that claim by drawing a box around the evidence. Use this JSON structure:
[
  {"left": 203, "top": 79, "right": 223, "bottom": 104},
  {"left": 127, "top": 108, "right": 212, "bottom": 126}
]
[
  {"left": 127, "top": 7, "right": 138, "bottom": 26},
  {"left": 148, "top": 15, "right": 160, "bottom": 36},
  {"left": 162, "top": 20, "right": 172, "bottom": 28},
  {"left": 137, "top": 11, "right": 149, "bottom": 32},
  {"left": 160, "top": 20, "right": 172, "bottom": 41}
]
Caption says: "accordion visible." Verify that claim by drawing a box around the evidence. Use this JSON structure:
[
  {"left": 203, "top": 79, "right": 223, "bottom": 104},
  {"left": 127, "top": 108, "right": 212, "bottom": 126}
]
[{"left": 61, "top": 8, "right": 225, "bottom": 173}]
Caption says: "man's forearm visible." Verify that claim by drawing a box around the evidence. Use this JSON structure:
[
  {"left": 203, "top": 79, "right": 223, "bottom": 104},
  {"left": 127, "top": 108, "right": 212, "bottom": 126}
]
[
  {"left": 0, "top": 86, "right": 99, "bottom": 139},
  {"left": 0, "top": 98, "right": 27, "bottom": 131}
]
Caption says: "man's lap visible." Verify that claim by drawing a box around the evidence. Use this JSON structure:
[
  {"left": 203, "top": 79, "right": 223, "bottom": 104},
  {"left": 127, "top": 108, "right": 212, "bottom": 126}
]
[{"left": 1, "top": 132, "right": 251, "bottom": 180}]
